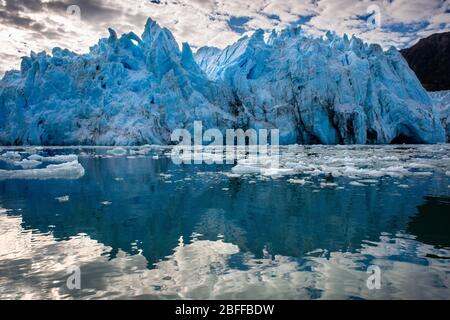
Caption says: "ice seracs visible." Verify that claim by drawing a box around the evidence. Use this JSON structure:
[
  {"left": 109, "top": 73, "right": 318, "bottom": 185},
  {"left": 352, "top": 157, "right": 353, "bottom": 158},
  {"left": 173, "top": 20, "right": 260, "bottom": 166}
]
[
  {"left": 0, "top": 18, "right": 447, "bottom": 145},
  {"left": 195, "top": 27, "right": 445, "bottom": 144},
  {"left": 0, "top": 18, "right": 233, "bottom": 146}
]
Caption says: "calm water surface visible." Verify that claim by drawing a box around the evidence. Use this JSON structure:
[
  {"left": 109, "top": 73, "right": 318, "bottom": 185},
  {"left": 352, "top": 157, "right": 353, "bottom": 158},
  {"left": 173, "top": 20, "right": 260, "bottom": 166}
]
[{"left": 0, "top": 145, "right": 449, "bottom": 299}]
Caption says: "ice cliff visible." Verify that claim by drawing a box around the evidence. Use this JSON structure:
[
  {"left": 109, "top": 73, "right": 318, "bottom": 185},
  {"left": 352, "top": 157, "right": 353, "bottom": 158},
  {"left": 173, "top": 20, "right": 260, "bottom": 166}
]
[
  {"left": 0, "top": 18, "right": 446, "bottom": 145},
  {"left": 429, "top": 90, "right": 450, "bottom": 141},
  {"left": 0, "top": 19, "right": 235, "bottom": 145}
]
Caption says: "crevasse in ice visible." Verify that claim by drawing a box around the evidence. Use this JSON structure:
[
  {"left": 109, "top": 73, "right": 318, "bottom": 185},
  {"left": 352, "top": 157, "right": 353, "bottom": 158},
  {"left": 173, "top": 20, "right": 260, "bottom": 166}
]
[{"left": 0, "top": 18, "right": 446, "bottom": 145}]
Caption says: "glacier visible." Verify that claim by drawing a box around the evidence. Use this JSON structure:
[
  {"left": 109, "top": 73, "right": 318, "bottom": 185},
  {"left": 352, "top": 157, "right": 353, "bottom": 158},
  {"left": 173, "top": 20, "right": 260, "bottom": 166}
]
[
  {"left": 0, "top": 18, "right": 446, "bottom": 146},
  {"left": 429, "top": 90, "right": 450, "bottom": 142}
]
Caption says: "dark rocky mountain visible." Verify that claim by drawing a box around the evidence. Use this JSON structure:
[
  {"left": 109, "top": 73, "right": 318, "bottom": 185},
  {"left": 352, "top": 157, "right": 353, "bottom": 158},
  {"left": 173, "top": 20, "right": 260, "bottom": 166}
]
[{"left": 401, "top": 32, "right": 450, "bottom": 91}]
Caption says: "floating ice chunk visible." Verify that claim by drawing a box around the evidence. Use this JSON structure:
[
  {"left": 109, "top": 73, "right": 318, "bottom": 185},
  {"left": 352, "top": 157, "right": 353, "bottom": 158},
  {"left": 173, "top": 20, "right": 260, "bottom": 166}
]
[
  {"left": 231, "top": 164, "right": 261, "bottom": 174},
  {"left": 379, "top": 166, "right": 410, "bottom": 177},
  {"left": 358, "top": 179, "right": 379, "bottom": 184},
  {"left": 407, "top": 163, "right": 434, "bottom": 169},
  {"left": 231, "top": 157, "right": 294, "bottom": 177},
  {"left": 331, "top": 171, "right": 343, "bottom": 177},
  {"left": 320, "top": 182, "right": 338, "bottom": 188},
  {"left": 14, "top": 159, "right": 41, "bottom": 169},
  {"left": 101, "top": 201, "right": 112, "bottom": 206},
  {"left": 139, "top": 146, "right": 152, "bottom": 154},
  {"left": 1, "top": 151, "right": 21, "bottom": 161},
  {"left": 261, "top": 168, "right": 294, "bottom": 177},
  {"left": 413, "top": 171, "right": 433, "bottom": 176},
  {"left": 380, "top": 156, "right": 400, "bottom": 161},
  {"left": 222, "top": 188, "right": 229, "bottom": 191},
  {"left": 28, "top": 154, "right": 43, "bottom": 161},
  {"left": 224, "top": 172, "right": 241, "bottom": 178},
  {"left": 46, "top": 155, "right": 78, "bottom": 163},
  {"left": 107, "top": 147, "right": 128, "bottom": 156},
  {"left": 130, "top": 148, "right": 151, "bottom": 156},
  {"left": 24, "top": 147, "right": 39, "bottom": 154},
  {"left": 349, "top": 181, "right": 367, "bottom": 187},
  {"left": 398, "top": 184, "right": 409, "bottom": 188},
  {"left": 287, "top": 178, "right": 306, "bottom": 185},
  {"left": 0, "top": 161, "right": 85, "bottom": 180},
  {"left": 28, "top": 154, "right": 78, "bottom": 163},
  {"left": 446, "top": 171, "right": 450, "bottom": 176},
  {"left": 55, "top": 195, "right": 70, "bottom": 203}
]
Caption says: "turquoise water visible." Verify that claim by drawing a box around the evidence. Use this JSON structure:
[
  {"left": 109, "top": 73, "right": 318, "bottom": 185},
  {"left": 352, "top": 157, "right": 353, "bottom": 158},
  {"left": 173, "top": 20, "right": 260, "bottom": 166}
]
[{"left": 0, "top": 145, "right": 449, "bottom": 299}]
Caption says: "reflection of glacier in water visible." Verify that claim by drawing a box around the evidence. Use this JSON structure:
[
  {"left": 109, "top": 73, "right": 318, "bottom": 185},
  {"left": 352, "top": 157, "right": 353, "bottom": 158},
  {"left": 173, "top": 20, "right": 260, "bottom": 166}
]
[
  {"left": 1, "top": 212, "right": 449, "bottom": 299},
  {"left": 0, "top": 145, "right": 449, "bottom": 299}
]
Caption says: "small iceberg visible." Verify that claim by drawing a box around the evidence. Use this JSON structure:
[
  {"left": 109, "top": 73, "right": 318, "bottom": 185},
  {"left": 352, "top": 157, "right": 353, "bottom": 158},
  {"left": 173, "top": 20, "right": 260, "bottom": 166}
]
[
  {"left": 231, "top": 164, "right": 262, "bottom": 175},
  {"left": 14, "top": 159, "right": 42, "bottom": 169},
  {"left": 107, "top": 147, "right": 128, "bottom": 156},
  {"left": 349, "top": 181, "right": 367, "bottom": 187},
  {"left": 0, "top": 160, "right": 85, "bottom": 180},
  {"left": 28, "top": 154, "right": 78, "bottom": 163},
  {"left": 55, "top": 195, "right": 70, "bottom": 203},
  {"left": 1, "top": 151, "right": 22, "bottom": 160},
  {"left": 287, "top": 178, "right": 307, "bottom": 185}
]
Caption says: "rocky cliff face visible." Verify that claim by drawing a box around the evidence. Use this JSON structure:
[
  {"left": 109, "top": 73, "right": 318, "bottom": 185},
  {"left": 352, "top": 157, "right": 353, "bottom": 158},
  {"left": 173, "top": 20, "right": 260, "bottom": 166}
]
[
  {"left": 401, "top": 32, "right": 450, "bottom": 92},
  {"left": 0, "top": 18, "right": 446, "bottom": 145}
]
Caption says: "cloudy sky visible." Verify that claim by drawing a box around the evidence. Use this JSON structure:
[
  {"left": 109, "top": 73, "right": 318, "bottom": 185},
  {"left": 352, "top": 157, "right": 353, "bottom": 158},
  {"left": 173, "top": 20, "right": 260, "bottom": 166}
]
[{"left": 0, "top": 0, "right": 449, "bottom": 75}]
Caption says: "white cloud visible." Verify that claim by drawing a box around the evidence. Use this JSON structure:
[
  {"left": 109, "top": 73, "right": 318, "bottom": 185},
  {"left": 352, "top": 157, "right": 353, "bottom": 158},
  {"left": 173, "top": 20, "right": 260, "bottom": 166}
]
[{"left": 0, "top": 0, "right": 449, "bottom": 75}]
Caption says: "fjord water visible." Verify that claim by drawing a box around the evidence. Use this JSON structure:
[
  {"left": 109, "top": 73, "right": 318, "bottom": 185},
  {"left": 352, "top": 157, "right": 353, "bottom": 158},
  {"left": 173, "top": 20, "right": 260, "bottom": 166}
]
[{"left": 0, "top": 145, "right": 449, "bottom": 299}]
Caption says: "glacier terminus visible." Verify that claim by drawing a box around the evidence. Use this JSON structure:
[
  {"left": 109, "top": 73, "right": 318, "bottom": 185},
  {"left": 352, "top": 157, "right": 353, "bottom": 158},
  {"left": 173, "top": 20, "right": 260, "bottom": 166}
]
[{"left": 0, "top": 18, "right": 447, "bottom": 146}]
